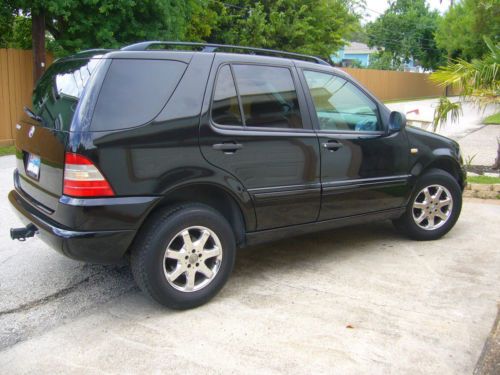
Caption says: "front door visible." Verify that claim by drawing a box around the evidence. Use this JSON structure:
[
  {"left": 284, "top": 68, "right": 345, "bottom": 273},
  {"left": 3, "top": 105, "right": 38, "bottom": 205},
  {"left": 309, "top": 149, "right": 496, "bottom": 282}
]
[
  {"left": 299, "top": 68, "right": 410, "bottom": 220},
  {"left": 200, "top": 57, "right": 321, "bottom": 230}
]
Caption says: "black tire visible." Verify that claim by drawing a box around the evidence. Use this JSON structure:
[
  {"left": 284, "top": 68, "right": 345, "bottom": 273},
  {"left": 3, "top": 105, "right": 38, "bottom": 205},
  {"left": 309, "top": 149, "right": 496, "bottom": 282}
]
[
  {"left": 393, "top": 169, "right": 462, "bottom": 241},
  {"left": 130, "top": 203, "right": 236, "bottom": 309}
]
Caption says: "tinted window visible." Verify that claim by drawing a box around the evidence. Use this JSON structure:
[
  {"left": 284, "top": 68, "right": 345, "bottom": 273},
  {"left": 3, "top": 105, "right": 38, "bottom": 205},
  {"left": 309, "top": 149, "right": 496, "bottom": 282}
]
[
  {"left": 33, "top": 58, "right": 104, "bottom": 130},
  {"left": 92, "top": 59, "right": 186, "bottom": 131},
  {"left": 304, "top": 70, "right": 381, "bottom": 132},
  {"left": 211, "top": 65, "right": 243, "bottom": 126},
  {"left": 232, "top": 65, "right": 303, "bottom": 129}
]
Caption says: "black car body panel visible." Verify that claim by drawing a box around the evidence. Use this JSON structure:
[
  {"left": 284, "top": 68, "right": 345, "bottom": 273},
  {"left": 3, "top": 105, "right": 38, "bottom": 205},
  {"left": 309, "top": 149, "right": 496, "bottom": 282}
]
[
  {"left": 406, "top": 126, "right": 466, "bottom": 188},
  {"left": 200, "top": 54, "right": 321, "bottom": 230},
  {"left": 9, "top": 47, "right": 465, "bottom": 263}
]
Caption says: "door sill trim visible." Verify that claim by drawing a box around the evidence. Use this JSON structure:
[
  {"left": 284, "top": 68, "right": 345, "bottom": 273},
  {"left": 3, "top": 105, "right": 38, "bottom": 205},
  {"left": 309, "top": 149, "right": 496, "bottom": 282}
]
[{"left": 244, "top": 207, "right": 405, "bottom": 247}]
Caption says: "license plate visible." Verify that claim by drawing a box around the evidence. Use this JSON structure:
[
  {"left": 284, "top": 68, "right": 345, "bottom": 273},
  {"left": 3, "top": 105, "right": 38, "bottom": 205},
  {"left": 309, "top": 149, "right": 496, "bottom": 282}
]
[{"left": 26, "top": 153, "right": 41, "bottom": 180}]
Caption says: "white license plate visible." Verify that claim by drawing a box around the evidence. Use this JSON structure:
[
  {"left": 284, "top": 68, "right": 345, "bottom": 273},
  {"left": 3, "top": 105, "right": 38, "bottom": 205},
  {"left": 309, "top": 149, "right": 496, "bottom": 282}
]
[{"left": 26, "top": 153, "right": 41, "bottom": 180}]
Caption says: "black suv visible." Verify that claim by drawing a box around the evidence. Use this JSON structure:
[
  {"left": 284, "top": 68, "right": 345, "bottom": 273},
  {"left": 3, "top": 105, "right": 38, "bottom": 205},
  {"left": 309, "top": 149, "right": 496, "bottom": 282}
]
[{"left": 9, "top": 42, "right": 465, "bottom": 309}]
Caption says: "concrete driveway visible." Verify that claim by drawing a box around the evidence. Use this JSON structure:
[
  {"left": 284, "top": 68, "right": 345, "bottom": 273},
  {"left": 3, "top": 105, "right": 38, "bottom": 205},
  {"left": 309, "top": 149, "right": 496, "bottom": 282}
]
[{"left": 0, "top": 154, "right": 499, "bottom": 374}]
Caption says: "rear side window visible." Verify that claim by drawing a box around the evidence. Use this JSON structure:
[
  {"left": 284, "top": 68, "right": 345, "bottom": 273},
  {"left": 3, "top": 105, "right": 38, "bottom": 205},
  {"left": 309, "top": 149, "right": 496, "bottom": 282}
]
[
  {"left": 211, "top": 64, "right": 303, "bottom": 129},
  {"left": 91, "top": 59, "right": 186, "bottom": 131},
  {"left": 212, "top": 65, "right": 243, "bottom": 126}
]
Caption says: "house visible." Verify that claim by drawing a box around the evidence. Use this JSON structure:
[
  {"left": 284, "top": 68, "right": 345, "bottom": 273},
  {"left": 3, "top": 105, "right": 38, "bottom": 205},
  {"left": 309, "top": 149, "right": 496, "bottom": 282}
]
[{"left": 331, "top": 42, "right": 378, "bottom": 67}]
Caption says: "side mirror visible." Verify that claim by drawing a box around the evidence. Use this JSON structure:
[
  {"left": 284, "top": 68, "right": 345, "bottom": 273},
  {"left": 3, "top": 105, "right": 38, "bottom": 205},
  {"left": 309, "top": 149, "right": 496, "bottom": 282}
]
[{"left": 388, "top": 111, "right": 406, "bottom": 133}]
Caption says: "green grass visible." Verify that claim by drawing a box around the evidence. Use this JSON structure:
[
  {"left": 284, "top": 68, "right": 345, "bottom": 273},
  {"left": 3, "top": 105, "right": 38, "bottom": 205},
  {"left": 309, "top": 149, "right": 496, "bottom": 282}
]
[
  {"left": 0, "top": 145, "right": 15, "bottom": 156},
  {"left": 483, "top": 112, "right": 500, "bottom": 125},
  {"left": 468, "top": 175, "right": 500, "bottom": 184}
]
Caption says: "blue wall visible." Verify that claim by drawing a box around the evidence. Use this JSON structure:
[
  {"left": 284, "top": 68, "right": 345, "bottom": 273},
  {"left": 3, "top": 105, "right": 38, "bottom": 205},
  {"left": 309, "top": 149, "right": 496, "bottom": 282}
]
[
  {"left": 330, "top": 50, "right": 371, "bottom": 67},
  {"left": 343, "top": 53, "right": 370, "bottom": 67}
]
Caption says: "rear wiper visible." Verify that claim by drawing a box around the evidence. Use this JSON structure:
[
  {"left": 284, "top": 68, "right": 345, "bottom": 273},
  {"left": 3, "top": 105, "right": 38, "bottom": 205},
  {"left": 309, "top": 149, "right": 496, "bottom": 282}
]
[{"left": 23, "top": 106, "right": 44, "bottom": 123}]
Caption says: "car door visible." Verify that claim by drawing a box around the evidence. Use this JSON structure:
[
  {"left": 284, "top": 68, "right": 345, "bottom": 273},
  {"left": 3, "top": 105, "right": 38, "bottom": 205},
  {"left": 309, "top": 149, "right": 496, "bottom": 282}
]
[
  {"left": 199, "top": 56, "right": 321, "bottom": 230},
  {"left": 298, "top": 67, "right": 410, "bottom": 220}
]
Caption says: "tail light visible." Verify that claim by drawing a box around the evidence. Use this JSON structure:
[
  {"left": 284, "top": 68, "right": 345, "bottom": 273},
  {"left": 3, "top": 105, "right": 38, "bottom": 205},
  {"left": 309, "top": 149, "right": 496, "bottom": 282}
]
[{"left": 63, "top": 152, "right": 114, "bottom": 197}]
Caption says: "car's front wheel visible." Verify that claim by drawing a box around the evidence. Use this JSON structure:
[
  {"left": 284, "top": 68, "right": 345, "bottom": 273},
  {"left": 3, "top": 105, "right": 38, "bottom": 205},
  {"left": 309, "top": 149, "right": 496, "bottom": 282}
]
[
  {"left": 393, "top": 169, "right": 462, "bottom": 241},
  {"left": 131, "top": 204, "right": 236, "bottom": 309}
]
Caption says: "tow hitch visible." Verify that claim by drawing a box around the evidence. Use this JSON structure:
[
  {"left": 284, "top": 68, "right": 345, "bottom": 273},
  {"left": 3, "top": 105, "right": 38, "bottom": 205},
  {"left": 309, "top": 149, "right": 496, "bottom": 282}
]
[{"left": 10, "top": 224, "right": 38, "bottom": 241}]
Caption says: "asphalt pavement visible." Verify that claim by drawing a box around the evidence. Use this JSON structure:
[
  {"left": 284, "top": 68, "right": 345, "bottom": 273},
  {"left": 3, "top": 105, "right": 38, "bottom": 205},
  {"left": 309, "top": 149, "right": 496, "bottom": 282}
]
[{"left": 0, "top": 155, "right": 499, "bottom": 374}]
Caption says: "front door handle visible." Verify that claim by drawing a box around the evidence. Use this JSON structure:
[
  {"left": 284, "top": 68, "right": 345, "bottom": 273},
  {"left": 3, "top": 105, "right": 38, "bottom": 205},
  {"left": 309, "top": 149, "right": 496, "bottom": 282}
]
[
  {"left": 212, "top": 142, "right": 243, "bottom": 153},
  {"left": 322, "top": 140, "right": 344, "bottom": 151}
]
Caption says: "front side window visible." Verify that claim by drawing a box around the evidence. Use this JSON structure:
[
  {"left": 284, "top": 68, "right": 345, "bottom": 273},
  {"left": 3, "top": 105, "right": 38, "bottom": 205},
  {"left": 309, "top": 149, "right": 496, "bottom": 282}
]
[
  {"left": 303, "top": 70, "right": 381, "bottom": 132},
  {"left": 211, "top": 64, "right": 303, "bottom": 129}
]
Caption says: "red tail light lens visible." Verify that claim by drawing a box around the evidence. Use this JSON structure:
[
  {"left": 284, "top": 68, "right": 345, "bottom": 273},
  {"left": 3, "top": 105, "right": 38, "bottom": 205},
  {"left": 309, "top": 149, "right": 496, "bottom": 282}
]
[{"left": 63, "top": 152, "right": 114, "bottom": 197}]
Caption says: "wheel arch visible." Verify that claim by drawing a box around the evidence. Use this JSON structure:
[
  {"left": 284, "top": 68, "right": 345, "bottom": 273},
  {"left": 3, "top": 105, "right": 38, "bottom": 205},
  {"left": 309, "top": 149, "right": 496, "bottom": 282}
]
[
  {"left": 137, "top": 183, "right": 252, "bottom": 248},
  {"left": 412, "top": 153, "right": 465, "bottom": 190},
  {"left": 424, "top": 157, "right": 464, "bottom": 189}
]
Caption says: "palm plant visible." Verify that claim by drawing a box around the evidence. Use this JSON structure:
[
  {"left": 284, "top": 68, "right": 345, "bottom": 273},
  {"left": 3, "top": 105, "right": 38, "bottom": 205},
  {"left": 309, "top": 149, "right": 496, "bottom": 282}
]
[
  {"left": 430, "top": 37, "right": 499, "bottom": 169},
  {"left": 432, "top": 97, "right": 462, "bottom": 131},
  {"left": 430, "top": 37, "right": 499, "bottom": 127}
]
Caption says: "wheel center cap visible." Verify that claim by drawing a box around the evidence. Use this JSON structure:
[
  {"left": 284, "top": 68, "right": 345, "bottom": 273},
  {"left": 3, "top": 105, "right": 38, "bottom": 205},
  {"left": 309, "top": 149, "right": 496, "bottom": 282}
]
[{"left": 189, "top": 254, "right": 198, "bottom": 264}]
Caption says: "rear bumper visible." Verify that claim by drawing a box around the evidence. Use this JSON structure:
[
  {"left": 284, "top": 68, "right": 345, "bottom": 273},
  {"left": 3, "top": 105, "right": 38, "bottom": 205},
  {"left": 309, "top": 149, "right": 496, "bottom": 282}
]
[{"left": 9, "top": 187, "right": 159, "bottom": 264}]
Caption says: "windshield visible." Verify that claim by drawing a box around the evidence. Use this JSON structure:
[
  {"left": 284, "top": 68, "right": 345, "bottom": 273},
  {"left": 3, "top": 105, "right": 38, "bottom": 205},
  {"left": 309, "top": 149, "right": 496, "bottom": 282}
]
[{"left": 32, "top": 57, "right": 104, "bottom": 131}]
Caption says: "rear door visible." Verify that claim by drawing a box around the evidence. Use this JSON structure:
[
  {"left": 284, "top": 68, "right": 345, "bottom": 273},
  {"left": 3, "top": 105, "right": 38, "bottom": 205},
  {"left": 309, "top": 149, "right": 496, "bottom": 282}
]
[
  {"left": 298, "top": 68, "right": 410, "bottom": 220},
  {"left": 14, "top": 56, "right": 106, "bottom": 211},
  {"left": 200, "top": 56, "right": 321, "bottom": 230}
]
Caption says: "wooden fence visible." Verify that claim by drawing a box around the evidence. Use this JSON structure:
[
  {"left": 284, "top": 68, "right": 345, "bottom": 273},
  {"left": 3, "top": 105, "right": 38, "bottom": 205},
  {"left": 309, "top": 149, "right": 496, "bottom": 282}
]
[
  {"left": 341, "top": 67, "right": 445, "bottom": 102},
  {"left": 0, "top": 49, "right": 53, "bottom": 146},
  {"left": 0, "top": 49, "right": 446, "bottom": 146}
]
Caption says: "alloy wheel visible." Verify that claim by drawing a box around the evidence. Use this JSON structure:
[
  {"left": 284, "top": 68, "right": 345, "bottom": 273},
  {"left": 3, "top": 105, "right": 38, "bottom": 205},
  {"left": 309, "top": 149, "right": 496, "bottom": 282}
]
[
  {"left": 412, "top": 184, "right": 453, "bottom": 231},
  {"left": 163, "top": 226, "right": 223, "bottom": 292}
]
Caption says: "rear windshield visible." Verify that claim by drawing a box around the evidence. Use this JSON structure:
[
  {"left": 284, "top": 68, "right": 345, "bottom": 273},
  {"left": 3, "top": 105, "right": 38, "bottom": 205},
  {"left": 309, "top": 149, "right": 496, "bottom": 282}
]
[
  {"left": 90, "top": 59, "right": 187, "bottom": 131},
  {"left": 33, "top": 58, "right": 104, "bottom": 131}
]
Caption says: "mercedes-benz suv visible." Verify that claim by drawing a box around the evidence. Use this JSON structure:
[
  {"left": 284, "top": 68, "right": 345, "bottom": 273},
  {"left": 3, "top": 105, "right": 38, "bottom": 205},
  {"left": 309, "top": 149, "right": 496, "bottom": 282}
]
[{"left": 9, "top": 42, "right": 466, "bottom": 309}]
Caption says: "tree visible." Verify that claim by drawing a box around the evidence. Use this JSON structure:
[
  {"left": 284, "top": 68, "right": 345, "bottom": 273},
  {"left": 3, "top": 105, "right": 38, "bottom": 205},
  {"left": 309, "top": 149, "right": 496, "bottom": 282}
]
[
  {"left": 9, "top": 15, "right": 32, "bottom": 49},
  {"left": 38, "top": 0, "right": 193, "bottom": 53},
  {"left": 368, "top": 51, "right": 400, "bottom": 70},
  {"left": 435, "top": 0, "right": 500, "bottom": 61},
  {"left": 3, "top": 0, "right": 201, "bottom": 81},
  {"left": 201, "top": 0, "right": 360, "bottom": 58},
  {"left": 431, "top": 37, "right": 499, "bottom": 112},
  {"left": 3, "top": 0, "right": 360, "bottom": 81},
  {"left": 347, "top": 24, "right": 369, "bottom": 45},
  {"left": 0, "top": 2, "right": 15, "bottom": 48},
  {"left": 430, "top": 37, "right": 499, "bottom": 167},
  {"left": 366, "top": 0, "right": 445, "bottom": 70}
]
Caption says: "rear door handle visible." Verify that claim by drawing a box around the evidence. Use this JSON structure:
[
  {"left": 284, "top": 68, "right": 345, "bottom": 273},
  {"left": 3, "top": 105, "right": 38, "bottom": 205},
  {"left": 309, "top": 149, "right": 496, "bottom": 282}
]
[
  {"left": 322, "top": 140, "right": 344, "bottom": 151},
  {"left": 212, "top": 142, "right": 243, "bottom": 153}
]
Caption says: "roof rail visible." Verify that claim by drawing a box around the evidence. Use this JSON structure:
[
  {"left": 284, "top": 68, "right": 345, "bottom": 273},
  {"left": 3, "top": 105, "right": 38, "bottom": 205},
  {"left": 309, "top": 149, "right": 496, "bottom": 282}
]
[{"left": 121, "top": 41, "right": 330, "bottom": 66}]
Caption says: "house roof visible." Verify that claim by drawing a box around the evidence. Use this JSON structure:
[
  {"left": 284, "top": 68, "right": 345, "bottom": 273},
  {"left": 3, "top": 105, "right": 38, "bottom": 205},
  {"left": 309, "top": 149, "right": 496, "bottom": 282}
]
[{"left": 343, "top": 42, "right": 378, "bottom": 55}]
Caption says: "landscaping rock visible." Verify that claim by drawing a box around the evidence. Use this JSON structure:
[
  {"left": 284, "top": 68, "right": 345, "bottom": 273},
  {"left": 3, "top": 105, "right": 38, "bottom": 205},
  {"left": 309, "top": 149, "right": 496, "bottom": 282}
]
[
  {"left": 470, "top": 183, "right": 493, "bottom": 192},
  {"left": 475, "top": 191, "right": 497, "bottom": 199},
  {"left": 463, "top": 184, "right": 500, "bottom": 199}
]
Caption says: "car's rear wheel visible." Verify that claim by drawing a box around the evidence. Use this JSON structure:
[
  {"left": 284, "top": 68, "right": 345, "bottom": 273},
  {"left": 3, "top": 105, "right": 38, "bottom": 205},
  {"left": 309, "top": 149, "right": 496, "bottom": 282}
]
[
  {"left": 130, "top": 204, "right": 236, "bottom": 309},
  {"left": 393, "top": 169, "right": 462, "bottom": 241}
]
